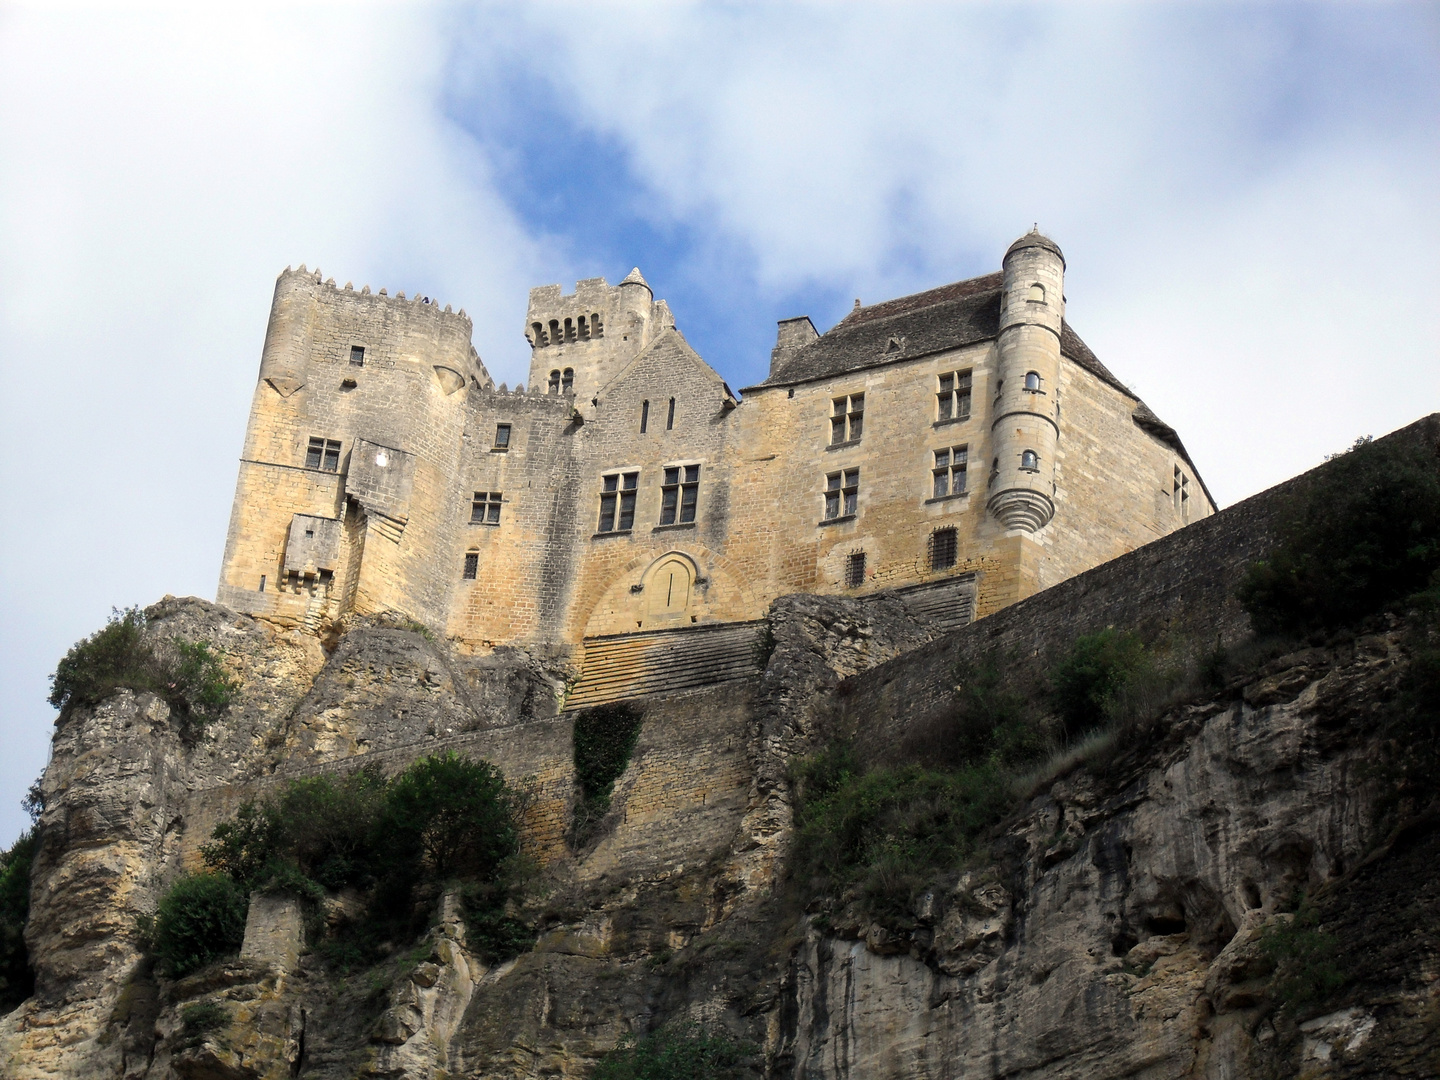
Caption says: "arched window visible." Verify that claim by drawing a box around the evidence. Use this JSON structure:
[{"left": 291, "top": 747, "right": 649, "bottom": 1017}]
[
  {"left": 578, "top": 314, "right": 589, "bottom": 339},
  {"left": 548, "top": 319, "right": 560, "bottom": 344},
  {"left": 561, "top": 368, "right": 574, "bottom": 393},
  {"left": 1021, "top": 449, "right": 1039, "bottom": 471},
  {"left": 548, "top": 369, "right": 561, "bottom": 394},
  {"left": 1027, "top": 283, "right": 1045, "bottom": 302},
  {"left": 531, "top": 322, "right": 546, "bottom": 346},
  {"left": 1024, "top": 371, "right": 1042, "bottom": 391},
  {"left": 563, "top": 317, "right": 575, "bottom": 342}
]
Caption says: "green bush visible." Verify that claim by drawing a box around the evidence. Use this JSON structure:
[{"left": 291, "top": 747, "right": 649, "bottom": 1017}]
[
  {"left": 48, "top": 607, "right": 238, "bottom": 732},
  {"left": 793, "top": 756, "right": 1012, "bottom": 921},
  {"left": 1260, "top": 901, "right": 1347, "bottom": 1012},
  {"left": 148, "top": 873, "right": 248, "bottom": 978},
  {"left": 381, "top": 753, "right": 518, "bottom": 881},
  {"left": 905, "top": 660, "right": 1048, "bottom": 771},
  {"left": 592, "top": 1023, "right": 751, "bottom": 1080},
  {"left": 1050, "top": 629, "right": 1150, "bottom": 743},
  {"left": 571, "top": 703, "right": 644, "bottom": 843},
  {"left": 0, "top": 828, "right": 37, "bottom": 1011},
  {"left": 175, "top": 1000, "right": 230, "bottom": 1047},
  {"left": 1238, "top": 435, "right": 1440, "bottom": 635}
]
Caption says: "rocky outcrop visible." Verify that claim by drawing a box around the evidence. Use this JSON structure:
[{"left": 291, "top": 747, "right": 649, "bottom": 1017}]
[{"left": 3, "top": 595, "right": 1437, "bottom": 1078}]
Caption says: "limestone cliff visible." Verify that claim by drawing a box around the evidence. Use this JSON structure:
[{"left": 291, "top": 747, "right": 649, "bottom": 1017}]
[{"left": 2, "top": 581, "right": 1436, "bottom": 1079}]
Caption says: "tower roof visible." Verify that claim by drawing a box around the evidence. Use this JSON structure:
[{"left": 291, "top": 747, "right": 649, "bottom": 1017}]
[
  {"left": 1004, "top": 228, "right": 1065, "bottom": 267},
  {"left": 620, "top": 267, "right": 650, "bottom": 288}
]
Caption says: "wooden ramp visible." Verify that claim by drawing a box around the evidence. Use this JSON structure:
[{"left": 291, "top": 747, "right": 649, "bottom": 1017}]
[{"left": 565, "top": 620, "right": 765, "bottom": 711}]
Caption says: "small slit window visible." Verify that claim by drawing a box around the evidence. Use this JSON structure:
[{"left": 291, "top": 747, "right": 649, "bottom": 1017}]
[
  {"left": 640, "top": 400, "right": 650, "bottom": 433},
  {"left": 306, "top": 437, "right": 341, "bottom": 472},
  {"left": 660, "top": 464, "right": 700, "bottom": 525},
  {"left": 666, "top": 397, "right": 676, "bottom": 430},
  {"left": 846, "top": 551, "right": 866, "bottom": 589},
  {"left": 493, "top": 423, "right": 511, "bottom": 449},
  {"left": 1021, "top": 449, "right": 1039, "bottom": 471},
  {"left": 930, "top": 527, "right": 958, "bottom": 571},
  {"left": 349, "top": 345, "right": 365, "bottom": 366},
  {"left": 462, "top": 552, "right": 479, "bottom": 580}
]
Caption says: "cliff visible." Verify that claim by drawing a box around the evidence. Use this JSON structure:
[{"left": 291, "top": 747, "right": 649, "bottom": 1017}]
[{"left": 2, "top": 419, "right": 1438, "bottom": 1079}]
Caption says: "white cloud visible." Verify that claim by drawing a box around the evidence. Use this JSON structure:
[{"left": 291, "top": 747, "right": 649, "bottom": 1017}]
[{"left": 0, "top": 5, "right": 546, "bottom": 843}]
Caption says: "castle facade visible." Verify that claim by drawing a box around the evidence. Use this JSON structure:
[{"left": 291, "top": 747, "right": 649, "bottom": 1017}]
[{"left": 217, "top": 231, "right": 1213, "bottom": 676}]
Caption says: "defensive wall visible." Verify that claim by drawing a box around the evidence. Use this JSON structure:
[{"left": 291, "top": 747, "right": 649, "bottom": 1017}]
[{"left": 835, "top": 413, "right": 1440, "bottom": 759}]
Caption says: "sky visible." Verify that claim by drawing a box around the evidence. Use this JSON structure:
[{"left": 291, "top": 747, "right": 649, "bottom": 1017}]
[{"left": 1, "top": 2, "right": 1437, "bottom": 845}]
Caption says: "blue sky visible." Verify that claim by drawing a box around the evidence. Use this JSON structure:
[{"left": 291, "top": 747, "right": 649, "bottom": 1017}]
[{"left": 1, "top": 2, "right": 1437, "bottom": 845}]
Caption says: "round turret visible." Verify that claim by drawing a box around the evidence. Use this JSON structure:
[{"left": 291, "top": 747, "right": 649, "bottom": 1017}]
[{"left": 987, "top": 229, "right": 1066, "bottom": 532}]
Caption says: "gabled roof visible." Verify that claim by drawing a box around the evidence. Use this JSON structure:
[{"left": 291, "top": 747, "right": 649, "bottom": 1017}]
[
  {"left": 744, "top": 272, "right": 1215, "bottom": 508},
  {"left": 598, "top": 326, "right": 729, "bottom": 402}
]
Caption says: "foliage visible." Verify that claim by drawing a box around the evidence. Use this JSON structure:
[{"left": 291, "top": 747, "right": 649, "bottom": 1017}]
[
  {"left": 0, "top": 828, "right": 37, "bottom": 1011},
  {"left": 1238, "top": 435, "right": 1440, "bottom": 636},
  {"left": 1260, "top": 901, "right": 1347, "bottom": 1012},
  {"left": 752, "top": 623, "right": 777, "bottom": 670},
  {"left": 175, "top": 1000, "right": 230, "bottom": 1048},
  {"left": 381, "top": 753, "right": 518, "bottom": 881},
  {"left": 591, "top": 1023, "right": 752, "bottom": 1080},
  {"left": 1049, "top": 629, "right": 1151, "bottom": 743},
  {"left": 792, "top": 754, "right": 1012, "bottom": 921},
  {"left": 47, "top": 607, "right": 238, "bottom": 733},
  {"left": 905, "top": 660, "right": 1049, "bottom": 771},
  {"left": 147, "top": 873, "right": 248, "bottom": 978},
  {"left": 571, "top": 703, "right": 644, "bottom": 843}
]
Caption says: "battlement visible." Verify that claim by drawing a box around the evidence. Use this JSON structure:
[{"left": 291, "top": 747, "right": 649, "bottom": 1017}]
[{"left": 276, "top": 264, "right": 473, "bottom": 330}]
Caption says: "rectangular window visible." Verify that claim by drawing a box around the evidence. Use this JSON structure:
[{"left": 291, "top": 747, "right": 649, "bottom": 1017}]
[
  {"left": 931, "top": 527, "right": 958, "bottom": 570},
  {"left": 463, "top": 552, "right": 479, "bottom": 580},
  {"left": 846, "top": 551, "right": 866, "bottom": 589},
  {"left": 598, "top": 471, "right": 639, "bottom": 532},
  {"left": 471, "top": 491, "right": 502, "bottom": 524},
  {"left": 937, "top": 370, "right": 972, "bottom": 421},
  {"left": 824, "top": 468, "right": 860, "bottom": 519},
  {"left": 306, "top": 437, "right": 341, "bottom": 472},
  {"left": 493, "top": 423, "right": 512, "bottom": 449},
  {"left": 660, "top": 464, "right": 701, "bottom": 525},
  {"left": 640, "top": 400, "right": 650, "bottom": 433},
  {"left": 258, "top": 575, "right": 266, "bottom": 593},
  {"left": 932, "top": 445, "right": 968, "bottom": 498},
  {"left": 666, "top": 397, "right": 676, "bottom": 430},
  {"left": 349, "top": 345, "right": 365, "bottom": 366},
  {"left": 831, "top": 393, "right": 864, "bottom": 444}
]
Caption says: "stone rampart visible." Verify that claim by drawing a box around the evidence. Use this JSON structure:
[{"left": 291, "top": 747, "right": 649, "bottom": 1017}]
[{"left": 837, "top": 413, "right": 1440, "bottom": 757}]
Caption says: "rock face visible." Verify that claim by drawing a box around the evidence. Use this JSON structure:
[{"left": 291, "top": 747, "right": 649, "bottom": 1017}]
[{"left": 3, "top": 593, "right": 1438, "bottom": 1078}]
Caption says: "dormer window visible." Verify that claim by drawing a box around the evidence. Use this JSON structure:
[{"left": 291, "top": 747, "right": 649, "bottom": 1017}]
[
  {"left": 1020, "top": 449, "right": 1039, "bottom": 471},
  {"left": 1024, "top": 371, "right": 1042, "bottom": 391},
  {"left": 1027, "top": 283, "right": 1045, "bottom": 302}
]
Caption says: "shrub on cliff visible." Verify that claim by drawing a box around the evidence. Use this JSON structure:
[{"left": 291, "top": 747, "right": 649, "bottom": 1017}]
[
  {"left": 48, "top": 607, "right": 238, "bottom": 731},
  {"left": 591, "top": 1023, "right": 752, "bottom": 1080},
  {"left": 571, "top": 703, "right": 644, "bottom": 845},
  {"left": 144, "top": 873, "right": 249, "bottom": 978},
  {"left": 379, "top": 753, "right": 519, "bottom": 881},
  {"left": 0, "top": 828, "right": 38, "bottom": 1011},
  {"left": 1049, "top": 629, "right": 1151, "bottom": 743},
  {"left": 1238, "top": 435, "right": 1440, "bottom": 636}
]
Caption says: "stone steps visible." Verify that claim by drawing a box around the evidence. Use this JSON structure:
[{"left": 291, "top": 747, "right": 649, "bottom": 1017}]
[{"left": 565, "top": 620, "right": 765, "bottom": 711}]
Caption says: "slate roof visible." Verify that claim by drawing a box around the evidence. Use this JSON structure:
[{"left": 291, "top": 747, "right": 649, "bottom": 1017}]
[{"left": 745, "top": 272, "right": 1214, "bottom": 506}]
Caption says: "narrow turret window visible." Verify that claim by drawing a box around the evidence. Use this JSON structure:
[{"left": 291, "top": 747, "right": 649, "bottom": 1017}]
[
  {"left": 660, "top": 464, "right": 701, "bottom": 525},
  {"left": 667, "top": 397, "right": 676, "bottom": 430},
  {"left": 562, "top": 368, "right": 574, "bottom": 393},
  {"left": 930, "top": 527, "right": 958, "bottom": 570},
  {"left": 1027, "top": 283, "right": 1045, "bottom": 302},
  {"left": 532, "top": 322, "right": 546, "bottom": 346},
  {"left": 591, "top": 312, "right": 603, "bottom": 337},
  {"left": 937, "top": 371, "right": 972, "bottom": 421},
  {"left": 1021, "top": 449, "right": 1039, "bottom": 471},
  {"left": 640, "top": 400, "right": 650, "bottom": 433},
  {"left": 846, "top": 551, "right": 866, "bottom": 589},
  {"left": 598, "top": 471, "right": 639, "bottom": 533},
  {"left": 1024, "top": 371, "right": 1042, "bottom": 391},
  {"left": 463, "top": 552, "right": 479, "bottom": 580},
  {"left": 578, "top": 315, "right": 589, "bottom": 339}
]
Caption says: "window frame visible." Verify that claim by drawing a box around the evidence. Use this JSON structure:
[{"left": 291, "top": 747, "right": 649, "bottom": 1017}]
[
  {"left": 659, "top": 463, "right": 701, "bottom": 525},
  {"left": 936, "top": 370, "right": 973, "bottom": 423},
  {"left": 930, "top": 527, "right": 958, "bottom": 571},
  {"left": 931, "top": 444, "right": 969, "bottom": 499},
  {"left": 492, "top": 423, "right": 512, "bottom": 450},
  {"left": 846, "top": 550, "right": 866, "bottom": 589},
  {"left": 462, "top": 552, "right": 479, "bottom": 580},
  {"left": 597, "top": 470, "right": 640, "bottom": 533},
  {"left": 830, "top": 393, "right": 864, "bottom": 445},
  {"left": 305, "top": 437, "right": 342, "bottom": 472},
  {"left": 823, "top": 468, "right": 860, "bottom": 521},
  {"left": 470, "top": 491, "right": 503, "bottom": 525},
  {"left": 349, "top": 345, "right": 365, "bottom": 367},
  {"left": 1020, "top": 449, "right": 1040, "bottom": 472}
]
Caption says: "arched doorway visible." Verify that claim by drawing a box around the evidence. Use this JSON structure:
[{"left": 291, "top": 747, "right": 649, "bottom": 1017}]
[{"left": 644, "top": 554, "right": 694, "bottom": 623}]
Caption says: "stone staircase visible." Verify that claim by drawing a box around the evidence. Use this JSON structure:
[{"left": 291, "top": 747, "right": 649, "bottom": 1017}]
[
  {"left": 893, "top": 574, "right": 976, "bottom": 633},
  {"left": 564, "top": 620, "right": 766, "bottom": 711}
]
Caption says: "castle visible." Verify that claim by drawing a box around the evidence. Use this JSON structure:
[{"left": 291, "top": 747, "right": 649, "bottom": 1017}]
[{"left": 217, "top": 230, "right": 1214, "bottom": 693}]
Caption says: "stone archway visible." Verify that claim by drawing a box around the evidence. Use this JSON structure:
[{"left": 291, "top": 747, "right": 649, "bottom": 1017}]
[{"left": 642, "top": 552, "right": 697, "bottom": 624}]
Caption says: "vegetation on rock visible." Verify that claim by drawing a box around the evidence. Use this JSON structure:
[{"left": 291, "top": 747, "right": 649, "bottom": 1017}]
[
  {"left": 1238, "top": 435, "right": 1440, "bottom": 635},
  {"left": 591, "top": 1023, "right": 752, "bottom": 1080},
  {"left": 571, "top": 702, "right": 644, "bottom": 845},
  {"left": 48, "top": 606, "right": 238, "bottom": 733},
  {"left": 0, "top": 828, "right": 37, "bottom": 1011},
  {"left": 141, "top": 873, "right": 249, "bottom": 979}
]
